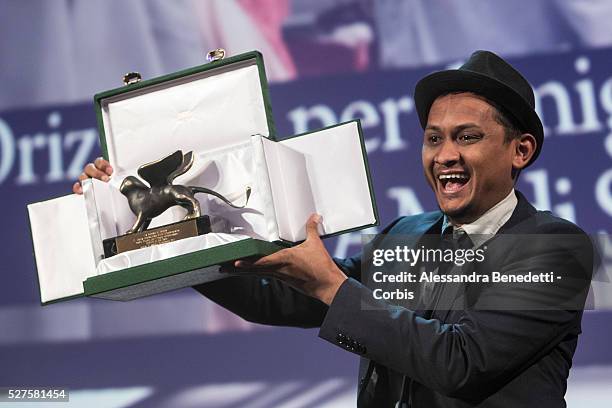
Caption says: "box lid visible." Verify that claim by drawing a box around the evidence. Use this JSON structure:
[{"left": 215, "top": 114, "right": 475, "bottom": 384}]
[{"left": 94, "top": 51, "right": 276, "bottom": 178}]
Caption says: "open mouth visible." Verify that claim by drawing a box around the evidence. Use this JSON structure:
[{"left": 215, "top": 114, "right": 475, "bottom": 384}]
[{"left": 437, "top": 172, "right": 470, "bottom": 194}]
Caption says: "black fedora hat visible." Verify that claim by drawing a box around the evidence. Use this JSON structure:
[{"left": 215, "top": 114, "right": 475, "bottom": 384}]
[{"left": 414, "top": 50, "right": 543, "bottom": 166}]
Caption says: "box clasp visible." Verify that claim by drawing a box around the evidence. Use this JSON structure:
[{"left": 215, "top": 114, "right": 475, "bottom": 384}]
[
  {"left": 122, "top": 72, "right": 142, "bottom": 86},
  {"left": 206, "top": 48, "right": 226, "bottom": 62}
]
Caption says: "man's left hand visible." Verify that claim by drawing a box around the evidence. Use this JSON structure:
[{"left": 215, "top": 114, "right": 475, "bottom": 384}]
[{"left": 234, "top": 214, "right": 347, "bottom": 305}]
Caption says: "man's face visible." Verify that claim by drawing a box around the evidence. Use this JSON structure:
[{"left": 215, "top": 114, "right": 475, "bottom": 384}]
[{"left": 422, "top": 93, "right": 517, "bottom": 224}]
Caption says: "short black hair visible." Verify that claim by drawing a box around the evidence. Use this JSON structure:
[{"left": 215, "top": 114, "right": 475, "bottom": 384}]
[
  {"left": 483, "top": 97, "right": 524, "bottom": 181},
  {"left": 486, "top": 99, "right": 524, "bottom": 143}
]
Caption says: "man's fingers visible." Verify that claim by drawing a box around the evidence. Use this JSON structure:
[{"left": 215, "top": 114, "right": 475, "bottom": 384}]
[
  {"left": 234, "top": 259, "right": 250, "bottom": 268},
  {"left": 305, "top": 213, "right": 323, "bottom": 241},
  {"left": 72, "top": 158, "right": 112, "bottom": 193},
  {"left": 84, "top": 163, "right": 110, "bottom": 181},
  {"left": 233, "top": 260, "right": 282, "bottom": 278},
  {"left": 235, "top": 250, "right": 291, "bottom": 269},
  {"left": 94, "top": 157, "right": 113, "bottom": 175},
  {"left": 72, "top": 182, "right": 83, "bottom": 195}
]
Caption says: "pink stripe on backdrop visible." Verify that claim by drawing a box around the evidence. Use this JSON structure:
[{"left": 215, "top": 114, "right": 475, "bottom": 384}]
[{"left": 237, "top": 0, "right": 297, "bottom": 77}]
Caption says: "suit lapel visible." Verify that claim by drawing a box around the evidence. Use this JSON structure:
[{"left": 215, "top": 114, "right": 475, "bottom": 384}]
[{"left": 497, "top": 190, "right": 537, "bottom": 234}]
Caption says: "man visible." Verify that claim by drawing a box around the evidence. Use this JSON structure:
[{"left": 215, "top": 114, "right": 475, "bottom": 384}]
[{"left": 77, "top": 51, "right": 592, "bottom": 407}]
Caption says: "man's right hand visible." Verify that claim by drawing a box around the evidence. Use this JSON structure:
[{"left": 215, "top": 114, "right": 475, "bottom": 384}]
[{"left": 73, "top": 157, "right": 113, "bottom": 194}]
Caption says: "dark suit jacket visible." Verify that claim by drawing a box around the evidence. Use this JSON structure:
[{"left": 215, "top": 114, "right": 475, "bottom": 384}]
[{"left": 195, "top": 191, "right": 593, "bottom": 407}]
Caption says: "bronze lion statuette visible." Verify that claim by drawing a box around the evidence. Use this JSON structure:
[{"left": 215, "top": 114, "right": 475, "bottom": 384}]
[{"left": 120, "top": 150, "right": 251, "bottom": 234}]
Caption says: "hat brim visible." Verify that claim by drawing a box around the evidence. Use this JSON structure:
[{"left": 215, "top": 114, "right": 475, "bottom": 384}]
[{"left": 414, "top": 69, "right": 543, "bottom": 166}]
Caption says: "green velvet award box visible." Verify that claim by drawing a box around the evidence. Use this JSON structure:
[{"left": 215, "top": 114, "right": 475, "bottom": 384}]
[{"left": 27, "top": 51, "right": 378, "bottom": 305}]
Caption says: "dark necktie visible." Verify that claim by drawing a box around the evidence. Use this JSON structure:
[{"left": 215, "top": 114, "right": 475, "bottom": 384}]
[
  {"left": 395, "top": 227, "right": 473, "bottom": 407},
  {"left": 418, "top": 227, "right": 472, "bottom": 316}
]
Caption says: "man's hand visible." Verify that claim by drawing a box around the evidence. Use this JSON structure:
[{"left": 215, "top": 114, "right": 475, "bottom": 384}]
[
  {"left": 73, "top": 157, "right": 113, "bottom": 194},
  {"left": 235, "top": 214, "right": 347, "bottom": 305}
]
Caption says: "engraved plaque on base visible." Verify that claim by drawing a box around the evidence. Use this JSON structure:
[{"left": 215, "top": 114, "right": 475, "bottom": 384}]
[{"left": 103, "top": 215, "right": 211, "bottom": 258}]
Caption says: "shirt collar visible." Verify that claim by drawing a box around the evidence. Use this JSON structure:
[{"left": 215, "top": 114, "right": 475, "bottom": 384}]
[{"left": 442, "top": 189, "right": 518, "bottom": 248}]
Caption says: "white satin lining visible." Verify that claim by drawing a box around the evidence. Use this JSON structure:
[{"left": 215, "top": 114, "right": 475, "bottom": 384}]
[
  {"left": 96, "top": 233, "right": 250, "bottom": 275},
  {"left": 27, "top": 195, "right": 97, "bottom": 303},
  {"left": 101, "top": 60, "right": 270, "bottom": 177}
]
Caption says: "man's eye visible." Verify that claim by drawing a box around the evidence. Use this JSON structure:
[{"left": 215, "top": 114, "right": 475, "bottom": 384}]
[
  {"left": 458, "top": 134, "right": 481, "bottom": 143},
  {"left": 426, "top": 134, "right": 442, "bottom": 144}
]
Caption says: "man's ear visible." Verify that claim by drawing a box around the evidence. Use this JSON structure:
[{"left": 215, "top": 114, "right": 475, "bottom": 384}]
[{"left": 512, "top": 133, "right": 537, "bottom": 170}]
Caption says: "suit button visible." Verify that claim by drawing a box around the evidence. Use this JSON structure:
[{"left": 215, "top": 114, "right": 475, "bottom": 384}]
[
  {"left": 359, "top": 377, "right": 367, "bottom": 387},
  {"left": 336, "top": 333, "right": 346, "bottom": 344}
]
